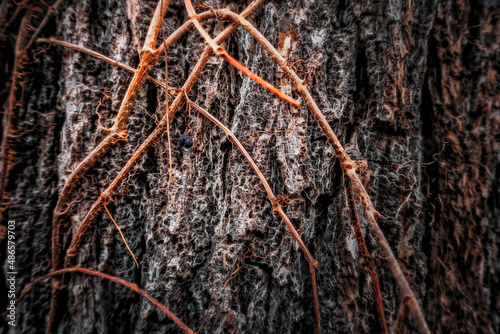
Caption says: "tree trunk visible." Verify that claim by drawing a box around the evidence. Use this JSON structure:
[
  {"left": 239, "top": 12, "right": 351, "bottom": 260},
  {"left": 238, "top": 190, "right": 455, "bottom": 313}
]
[{"left": 0, "top": 0, "right": 498, "bottom": 333}]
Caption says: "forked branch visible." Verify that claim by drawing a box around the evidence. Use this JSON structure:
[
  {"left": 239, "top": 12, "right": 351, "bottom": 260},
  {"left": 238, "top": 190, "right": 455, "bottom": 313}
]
[
  {"left": 48, "top": 1, "right": 173, "bottom": 332},
  {"left": 52, "top": 0, "right": 172, "bottom": 220},
  {"left": 64, "top": 0, "right": 267, "bottom": 267},
  {"left": 35, "top": 7, "right": 222, "bottom": 94},
  {"left": 184, "top": 0, "right": 300, "bottom": 108},
  {"left": 214, "top": 9, "right": 430, "bottom": 334}
]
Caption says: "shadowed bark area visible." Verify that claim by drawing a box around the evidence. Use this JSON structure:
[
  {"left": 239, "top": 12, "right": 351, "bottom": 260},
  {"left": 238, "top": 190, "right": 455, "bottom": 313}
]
[{"left": 0, "top": 0, "right": 498, "bottom": 333}]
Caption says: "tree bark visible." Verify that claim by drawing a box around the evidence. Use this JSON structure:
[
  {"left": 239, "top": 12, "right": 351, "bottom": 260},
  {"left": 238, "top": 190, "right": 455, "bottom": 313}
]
[{"left": 0, "top": 0, "right": 498, "bottom": 333}]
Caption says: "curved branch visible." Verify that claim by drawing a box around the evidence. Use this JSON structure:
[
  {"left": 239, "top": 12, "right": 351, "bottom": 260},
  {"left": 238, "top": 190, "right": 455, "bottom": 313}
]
[
  {"left": 19, "top": 267, "right": 195, "bottom": 334},
  {"left": 214, "top": 9, "right": 430, "bottom": 334},
  {"left": 186, "top": 98, "right": 317, "bottom": 267},
  {"left": 48, "top": 1, "right": 173, "bottom": 332},
  {"left": 183, "top": 0, "right": 300, "bottom": 108},
  {"left": 64, "top": 0, "right": 267, "bottom": 267},
  {"left": 185, "top": 98, "right": 319, "bottom": 334}
]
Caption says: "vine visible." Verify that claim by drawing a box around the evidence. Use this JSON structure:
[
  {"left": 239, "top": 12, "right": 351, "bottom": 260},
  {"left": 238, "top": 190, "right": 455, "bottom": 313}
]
[{"left": 1, "top": 1, "right": 432, "bottom": 333}]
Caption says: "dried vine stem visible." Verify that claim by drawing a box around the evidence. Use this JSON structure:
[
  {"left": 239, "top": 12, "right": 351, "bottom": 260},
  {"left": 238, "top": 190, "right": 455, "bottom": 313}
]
[
  {"left": 47, "top": 1, "right": 317, "bottom": 331},
  {"left": 46, "top": 5, "right": 242, "bottom": 224},
  {"left": 64, "top": 0, "right": 266, "bottom": 266},
  {"left": 186, "top": 97, "right": 317, "bottom": 267},
  {"left": 35, "top": 4, "right": 220, "bottom": 93},
  {"left": 18, "top": 267, "right": 195, "bottom": 334},
  {"left": 101, "top": 195, "right": 139, "bottom": 267},
  {"left": 186, "top": 98, "right": 320, "bottom": 334},
  {"left": 54, "top": 1, "right": 317, "bottom": 330},
  {"left": 48, "top": 1, "right": 172, "bottom": 332},
  {"left": 160, "top": 0, "right": 173, "bottom": 191},
  {"left": 0, "top": 8, "right": 34, "bottom": 220},
  {"left": 183, "top": 0, "right": 300, "bottom": 108},
  {"left": 344, "top": 177, "right": 388, "bottom": 333},
  {"left": 25, "top": 0, "right": 64, "bottom": 50},
  {"left": 0, "top": 0, "right": 26, "bottom": 37},
  {"left": 216, "top": 9, "right": 430, "bottom": 333},
  {"left": 38, "top": 7, "right": 242, "bottom": 94},
  {"left": 37, "top": 37, "right": 169, "bottom": 91},
  {"left": 52, "top": 0, "right": 171, "bottom": 220}
]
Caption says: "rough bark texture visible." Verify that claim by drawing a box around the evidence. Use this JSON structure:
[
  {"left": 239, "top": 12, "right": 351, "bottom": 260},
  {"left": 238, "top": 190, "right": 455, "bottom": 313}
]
[{"left": 0, "top": 0, "right": 499, "bottom": 333}]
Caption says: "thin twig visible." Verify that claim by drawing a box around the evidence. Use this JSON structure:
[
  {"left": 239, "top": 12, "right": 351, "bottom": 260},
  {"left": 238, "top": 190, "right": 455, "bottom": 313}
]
[
  {"left": 344, "top": 176, "right": 387, "bottom": 333},
  {"left": 25, "top": 0, "right": 64, "bottom": 50},
  {"left": 48, "top": 1, "right": 173, "bottom": 332},
  {"left": 18, "top": 267, "right": 195, "bottom": 334},
  {"left": 214, "top": 10, "right": 430, "bottom": 333},
  {"left": 64, "top": 0, "right": 267, "bottom": 267},
  {"left": 185, "top": 97, "right": 320, "bottom": 334},
  {"left": 160, "top": 0, "right": 173, "bottom": 192},
  {"left": 37, "top": 37, "right": 170, "bottom": 92},
  {"left": 101, "top": 195, "right": 139, "bottom": 267},
  {"left": 309, "top": 262, "right": 320, "bottom": 334},
  {"left": 183, "top": 0, "right": 300, "bottom": 108}
]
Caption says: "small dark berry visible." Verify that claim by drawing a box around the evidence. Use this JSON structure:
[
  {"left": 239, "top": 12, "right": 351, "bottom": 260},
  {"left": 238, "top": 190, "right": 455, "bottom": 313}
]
[
  {"left": 178, "top": 134, "right": 188, "bottom": 147},
  {"left": 184, "top": 138, "right": 193, "bottom": 148}
]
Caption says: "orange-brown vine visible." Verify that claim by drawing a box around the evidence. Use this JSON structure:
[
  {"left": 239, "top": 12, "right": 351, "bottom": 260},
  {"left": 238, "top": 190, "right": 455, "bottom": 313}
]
[{"left": 1, "top": 1, "right": 432, "bottom": 333}]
